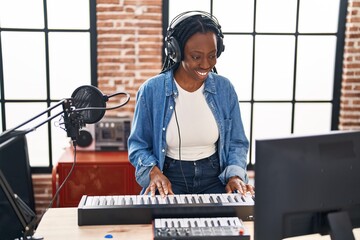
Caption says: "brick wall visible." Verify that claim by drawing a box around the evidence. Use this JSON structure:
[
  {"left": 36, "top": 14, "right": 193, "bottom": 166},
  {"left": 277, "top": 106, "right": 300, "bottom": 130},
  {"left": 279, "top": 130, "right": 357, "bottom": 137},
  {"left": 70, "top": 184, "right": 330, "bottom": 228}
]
[
  {"left": 33, "top": 174, "right": 53, "bottom": 218},
  {"left": 33, "top": 0, "right": 360, "bottom": 215},
  {"left": 96, "top": 0, "right": 163, "bottom": 116},
  {"left": 340, "top": 0, "right": 360, "bottom": 130}
]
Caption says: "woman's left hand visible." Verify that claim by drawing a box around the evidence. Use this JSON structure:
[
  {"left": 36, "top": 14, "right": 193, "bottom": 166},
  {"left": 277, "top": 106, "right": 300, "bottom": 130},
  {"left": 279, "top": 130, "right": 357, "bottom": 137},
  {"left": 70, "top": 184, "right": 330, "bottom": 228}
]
[{"left": 225, "top": 176, "right": 255, "bottom": 196}]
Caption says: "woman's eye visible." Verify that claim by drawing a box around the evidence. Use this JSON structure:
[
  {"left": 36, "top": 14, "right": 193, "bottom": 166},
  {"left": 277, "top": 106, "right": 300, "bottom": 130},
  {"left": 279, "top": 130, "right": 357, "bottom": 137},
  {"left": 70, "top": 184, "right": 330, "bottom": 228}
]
[{"left": 192, "top": 56, "right": 200, "bottom": 60}]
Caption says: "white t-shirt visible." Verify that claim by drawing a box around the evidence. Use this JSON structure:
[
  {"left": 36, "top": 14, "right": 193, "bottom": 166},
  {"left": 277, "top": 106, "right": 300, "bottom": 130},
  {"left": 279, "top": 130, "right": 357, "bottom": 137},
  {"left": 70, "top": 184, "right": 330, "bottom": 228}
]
[{"left": 166, "top": 80, "right": 219, "bottom": 160}]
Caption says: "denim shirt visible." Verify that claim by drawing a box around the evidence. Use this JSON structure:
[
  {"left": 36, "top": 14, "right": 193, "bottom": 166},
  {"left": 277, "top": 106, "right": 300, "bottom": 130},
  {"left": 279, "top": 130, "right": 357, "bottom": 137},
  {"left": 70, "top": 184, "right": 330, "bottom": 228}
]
[{"left": 128, "top": 70, "right": 249, "bottom": 191}]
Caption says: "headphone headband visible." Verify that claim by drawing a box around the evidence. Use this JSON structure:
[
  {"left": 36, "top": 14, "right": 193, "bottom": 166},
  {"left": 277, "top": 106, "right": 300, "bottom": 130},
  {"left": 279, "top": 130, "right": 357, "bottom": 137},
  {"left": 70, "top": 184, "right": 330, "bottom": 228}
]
[
  {"left": 167, "top": 11, "right": 221, "bottom": 34},
  {"left": 165, "top": 10, "right": 225, "bottom": 63}
]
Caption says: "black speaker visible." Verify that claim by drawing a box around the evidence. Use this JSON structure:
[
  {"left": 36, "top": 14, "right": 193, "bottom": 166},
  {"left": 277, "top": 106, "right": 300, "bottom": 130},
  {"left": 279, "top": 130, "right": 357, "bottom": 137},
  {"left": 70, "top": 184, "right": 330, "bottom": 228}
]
[
  {"left": 0, "top": 133, "right": 35, "bottom": 239},
  {"left": 75, "top": 117, "right": 131, "bottom": 151},
  {"left": 76, "top": 124, "right": 95, "bottom": 151},
  {"left": 165, "top": 11, "right": 225, "bottom": 63}
]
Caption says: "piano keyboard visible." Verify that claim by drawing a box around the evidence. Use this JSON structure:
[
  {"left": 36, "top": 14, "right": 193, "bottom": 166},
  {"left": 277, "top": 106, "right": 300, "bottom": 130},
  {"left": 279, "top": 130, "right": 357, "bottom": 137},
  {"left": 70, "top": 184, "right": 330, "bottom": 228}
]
[
  {"left": 77, "top": 193, "right": 254, "bottom": 226},
  {"left": 153, "top": 217, "right": 250, "bottom": 239}
]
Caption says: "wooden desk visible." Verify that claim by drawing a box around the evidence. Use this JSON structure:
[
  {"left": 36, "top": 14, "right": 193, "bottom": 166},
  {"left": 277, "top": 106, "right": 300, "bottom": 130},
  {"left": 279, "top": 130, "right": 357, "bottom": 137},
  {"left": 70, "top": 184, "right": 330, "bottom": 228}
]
[
  {"left": 52, "top": 149, "right": 142, "bottom": 207},
  {"left": 35, "top": 208, "right": 254, "bottom": 239},
  {"left": 35, "top": 208, "right": 153, "bottom": 240},
  {"left": 35, "top": 208, "right": 360, "bottom": 240}
]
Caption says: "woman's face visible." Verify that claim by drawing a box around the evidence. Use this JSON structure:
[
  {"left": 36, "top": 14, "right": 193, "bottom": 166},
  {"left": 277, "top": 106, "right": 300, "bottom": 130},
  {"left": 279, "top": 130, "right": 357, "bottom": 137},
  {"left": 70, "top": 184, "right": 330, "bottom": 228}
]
[{"left": 179, "top": 32, "right": 218, "bottom": 82}]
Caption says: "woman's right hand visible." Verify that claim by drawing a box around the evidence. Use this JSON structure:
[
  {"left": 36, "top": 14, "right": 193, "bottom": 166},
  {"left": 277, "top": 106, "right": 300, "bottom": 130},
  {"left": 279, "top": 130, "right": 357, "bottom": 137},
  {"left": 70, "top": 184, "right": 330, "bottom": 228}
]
[{"left": 143, "top": 166, "right": 174, "bottom": 197}]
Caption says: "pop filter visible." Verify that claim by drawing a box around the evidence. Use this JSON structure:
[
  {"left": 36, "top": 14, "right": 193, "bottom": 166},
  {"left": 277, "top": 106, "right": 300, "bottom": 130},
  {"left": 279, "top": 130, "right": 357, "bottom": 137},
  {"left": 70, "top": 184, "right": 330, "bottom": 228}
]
[{"left": 71, "top": 85, "right": 106, "bottom": 124}]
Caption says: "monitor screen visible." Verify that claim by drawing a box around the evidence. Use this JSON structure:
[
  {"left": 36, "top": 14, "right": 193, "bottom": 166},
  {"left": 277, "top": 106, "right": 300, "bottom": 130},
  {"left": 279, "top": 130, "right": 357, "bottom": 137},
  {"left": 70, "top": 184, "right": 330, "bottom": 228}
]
[
  {"left": 0, "top": 133, "right": 35, "bottom": 239},
  {"left": 254, "top": 130, "right": 360, "bottom": 240}
]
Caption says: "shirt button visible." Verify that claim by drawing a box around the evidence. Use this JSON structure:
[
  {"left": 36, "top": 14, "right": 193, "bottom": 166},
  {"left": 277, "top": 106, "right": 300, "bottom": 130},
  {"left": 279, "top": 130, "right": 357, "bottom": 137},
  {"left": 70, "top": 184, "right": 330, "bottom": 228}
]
[
  {"left": 162, "top": 149, "right": 165, "bottom": 152},
  {"left": 162, "top": 128, "right": 165, "bottom": 131},
  {"left": 170, "top": 106, "right": 173, "bottom": 110}
]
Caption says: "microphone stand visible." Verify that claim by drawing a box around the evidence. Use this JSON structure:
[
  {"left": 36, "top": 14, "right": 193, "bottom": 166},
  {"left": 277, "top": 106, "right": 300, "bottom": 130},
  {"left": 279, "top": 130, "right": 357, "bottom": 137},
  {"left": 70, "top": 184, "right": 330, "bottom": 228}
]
[
  {"left": 1, "top": 99, "right": 68, "bottom": 145},
  {"left": 0, "top": 98, "right": 79, "bottom": 240}
]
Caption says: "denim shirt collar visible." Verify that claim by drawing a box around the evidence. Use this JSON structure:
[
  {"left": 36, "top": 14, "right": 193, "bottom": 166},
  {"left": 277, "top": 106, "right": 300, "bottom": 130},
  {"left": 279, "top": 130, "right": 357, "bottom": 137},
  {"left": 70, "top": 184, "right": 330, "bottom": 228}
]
[{"left": 164, "top": 70, "right": 217, "bottom": 97}]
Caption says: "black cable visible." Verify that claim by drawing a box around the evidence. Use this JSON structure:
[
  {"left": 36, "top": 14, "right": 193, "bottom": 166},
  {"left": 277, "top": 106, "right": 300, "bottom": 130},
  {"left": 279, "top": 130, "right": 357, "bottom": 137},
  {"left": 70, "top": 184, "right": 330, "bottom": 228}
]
[
  {"left": 35, "top": 141, "right": 78, "bottom": 226},
  {"left": 74, "top": 92, "right": 130, "bottom": 112},
  {"left": 173, "top": 94, "right": 190, "bottom": 193}
]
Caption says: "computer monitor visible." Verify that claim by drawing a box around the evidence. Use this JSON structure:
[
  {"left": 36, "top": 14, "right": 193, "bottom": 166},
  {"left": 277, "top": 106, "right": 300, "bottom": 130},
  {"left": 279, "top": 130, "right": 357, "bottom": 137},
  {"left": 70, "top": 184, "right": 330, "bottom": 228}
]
[
  {"left": 254, "top": 130, "right": 360, "bottom": 240},
  {"left": 0, "top": 133, "right": 36, "bottom": 239}
]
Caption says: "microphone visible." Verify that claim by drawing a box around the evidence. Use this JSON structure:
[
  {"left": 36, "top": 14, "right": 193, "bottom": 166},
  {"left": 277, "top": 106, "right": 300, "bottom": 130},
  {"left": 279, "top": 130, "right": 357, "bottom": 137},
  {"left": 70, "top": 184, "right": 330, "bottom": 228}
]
[
  {"left": 62, "top": 85, "right": 130, "bottom": 141},
  {"left": 71, "top": 85, "right": 107, "bottom": 124}
]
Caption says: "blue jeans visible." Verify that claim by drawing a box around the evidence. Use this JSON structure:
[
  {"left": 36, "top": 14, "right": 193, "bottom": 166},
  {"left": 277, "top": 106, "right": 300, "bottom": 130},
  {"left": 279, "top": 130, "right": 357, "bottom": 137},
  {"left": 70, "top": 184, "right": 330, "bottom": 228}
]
[{"left": 163, "top": 152, "right": 226, "bottom": 194}]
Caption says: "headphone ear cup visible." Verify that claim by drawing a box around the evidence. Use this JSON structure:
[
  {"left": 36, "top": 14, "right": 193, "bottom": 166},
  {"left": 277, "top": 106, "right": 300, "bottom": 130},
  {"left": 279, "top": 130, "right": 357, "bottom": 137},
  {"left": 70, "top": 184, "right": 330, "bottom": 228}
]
[
  {"left": 217, "top": 37, "right": 225, "bottom": 58},
  {"left": 165, "top": 36, "right": 181, "bottom": 63}
]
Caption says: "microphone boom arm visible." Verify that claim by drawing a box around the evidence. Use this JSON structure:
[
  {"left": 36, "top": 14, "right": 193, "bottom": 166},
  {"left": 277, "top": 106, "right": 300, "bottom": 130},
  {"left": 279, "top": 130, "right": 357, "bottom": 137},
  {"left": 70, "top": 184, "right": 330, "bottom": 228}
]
[
  {"left": 0, "top": 98, "right": 74, "bottom": 239},
  {"left": 0, "top": 99, "right": 69, "bottom": 145}
]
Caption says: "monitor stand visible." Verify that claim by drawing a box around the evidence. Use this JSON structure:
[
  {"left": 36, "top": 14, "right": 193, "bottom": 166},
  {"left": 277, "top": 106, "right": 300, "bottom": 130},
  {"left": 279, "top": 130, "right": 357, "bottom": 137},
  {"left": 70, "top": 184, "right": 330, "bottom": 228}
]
[
  {"left": 0, "top": 168, "right": 43, "bottom": 239},
  {"left": 327, "top": 211, "right": 355, "bottom": 240}
]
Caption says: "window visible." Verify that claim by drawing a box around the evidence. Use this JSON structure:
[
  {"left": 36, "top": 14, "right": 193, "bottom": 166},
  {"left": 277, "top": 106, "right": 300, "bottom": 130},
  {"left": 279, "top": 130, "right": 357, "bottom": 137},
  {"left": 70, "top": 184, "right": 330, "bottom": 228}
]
[
  {"left": 0, "top": 0, "right": 97, "bottom": 172},
  {"left": 164, "top": 0, "right": 347, "bottom": 167}
]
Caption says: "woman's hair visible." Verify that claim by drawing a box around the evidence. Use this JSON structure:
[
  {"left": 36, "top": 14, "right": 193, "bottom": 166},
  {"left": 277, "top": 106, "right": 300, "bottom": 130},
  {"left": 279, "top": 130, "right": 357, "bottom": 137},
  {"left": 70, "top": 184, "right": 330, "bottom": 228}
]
[{"left": 161, "top": 12, "right": 224, "bottom": 73}]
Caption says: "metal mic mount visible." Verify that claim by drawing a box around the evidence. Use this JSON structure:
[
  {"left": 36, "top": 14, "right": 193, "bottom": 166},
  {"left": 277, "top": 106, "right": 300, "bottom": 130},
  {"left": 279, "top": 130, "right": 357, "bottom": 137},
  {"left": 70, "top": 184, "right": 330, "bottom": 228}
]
[{"left": 62, "top": 98, "right": 85, "bottom": 141}]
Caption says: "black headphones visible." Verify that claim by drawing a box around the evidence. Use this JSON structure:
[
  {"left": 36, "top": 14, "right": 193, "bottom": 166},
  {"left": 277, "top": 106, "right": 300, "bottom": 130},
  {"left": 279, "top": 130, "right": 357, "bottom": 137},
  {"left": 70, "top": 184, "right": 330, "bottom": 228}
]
[{"left": 164, "top": 11, "right": 225, "bottom": 63}]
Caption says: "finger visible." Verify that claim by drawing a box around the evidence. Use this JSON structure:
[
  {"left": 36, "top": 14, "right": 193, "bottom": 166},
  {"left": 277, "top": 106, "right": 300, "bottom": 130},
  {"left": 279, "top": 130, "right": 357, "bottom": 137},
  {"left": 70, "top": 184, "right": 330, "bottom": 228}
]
[
  {"left": 231, "top": 184, "right": 243, "bottom": 195},
  {"left": 144, "top": 186, "right": 150, "bottom": 195},
  {"left": 225, "top": 185, "right": 232, "bottom": 194},
  {"left": 161, "top": 181, "right": 169, "bottom": 195},
  {"left": 242, "top": 184, "right": 247, "bottom": 195},
  {"left": 150, "top": 183, "right": 157, "bottom": 197},
  {"left": 247, "top": 185, "right": 255, "bottom": 196},
  {"left": 237, "top": 188, "right": 245, "bottom": 195},
  {"left": 156, "top": 182, "right": 165, "bottom": 197},
  {"left": 243, "top": 187, "right": 249, "bottom": 195},
  {"left": 237, "top": 182, "right": 246, "bottom": 196},
  {"left": 163, "top": 180, "right": 174, "bottom": 195},
  {"left": 167, "top": 187, "right": 175, "bottom": 195},
  {"left": 144, "top": 182, "right": 155, "bottom": 195},
  {"left": 249, "top": 189, "right": 255, "bottom": 196}
]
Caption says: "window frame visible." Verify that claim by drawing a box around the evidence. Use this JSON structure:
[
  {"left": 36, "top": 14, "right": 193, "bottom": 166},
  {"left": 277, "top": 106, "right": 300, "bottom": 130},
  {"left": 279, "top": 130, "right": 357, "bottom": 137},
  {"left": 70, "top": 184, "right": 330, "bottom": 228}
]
[
  {"left": 163, "top": 0, "right": 348, "bottom": 169},
  {"left": 0, "top": 0, "right": 98, "bottom": 173}
]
